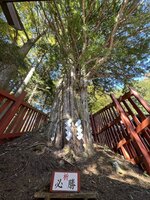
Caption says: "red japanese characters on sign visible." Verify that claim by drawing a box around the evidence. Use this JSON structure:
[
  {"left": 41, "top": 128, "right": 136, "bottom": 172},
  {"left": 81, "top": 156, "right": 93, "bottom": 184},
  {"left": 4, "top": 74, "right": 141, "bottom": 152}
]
[{"left": 50, "top": 171, "right": 80, "bottom": 192}]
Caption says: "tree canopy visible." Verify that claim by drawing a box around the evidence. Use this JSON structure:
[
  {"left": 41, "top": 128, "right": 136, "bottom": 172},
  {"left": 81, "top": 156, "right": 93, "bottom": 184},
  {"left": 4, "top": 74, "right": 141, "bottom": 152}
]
[
  {"left": 1, "top": 0, "right": 150, "bottom": 98},
  {"left": 0, "top": 0, "right": 150, "bottom": 152}
]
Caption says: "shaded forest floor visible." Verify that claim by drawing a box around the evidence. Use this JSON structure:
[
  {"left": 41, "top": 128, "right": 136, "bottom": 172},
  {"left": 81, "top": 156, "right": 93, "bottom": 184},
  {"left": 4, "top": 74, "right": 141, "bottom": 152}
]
[{"left": 0, "top": 130, "right": 150, "bottom": 200}]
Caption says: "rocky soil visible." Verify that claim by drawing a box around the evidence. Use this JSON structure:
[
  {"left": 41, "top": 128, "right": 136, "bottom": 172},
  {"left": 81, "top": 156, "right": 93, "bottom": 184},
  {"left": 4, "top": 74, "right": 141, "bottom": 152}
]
[{"left": 0, "top": 131, "right": 150, "bottom": 200}]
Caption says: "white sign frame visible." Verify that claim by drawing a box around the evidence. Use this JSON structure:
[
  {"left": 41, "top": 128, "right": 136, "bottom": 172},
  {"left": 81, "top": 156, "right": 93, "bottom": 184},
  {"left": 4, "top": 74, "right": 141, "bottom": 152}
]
[{"left": 50, "top": 171, "right": 80, "bottom": 193}]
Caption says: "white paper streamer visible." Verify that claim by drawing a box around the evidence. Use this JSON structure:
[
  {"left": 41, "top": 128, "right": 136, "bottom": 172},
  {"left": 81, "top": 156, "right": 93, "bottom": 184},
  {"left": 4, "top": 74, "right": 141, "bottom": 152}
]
[
  {"left": 75, "top": 119, "right": 81, "bottom": 126},
  {"left": 65, "top": 119, "right": 72, "bottom": 127},
  {"left": 75, "top": 119, "right": 83, "bottom": 140},
  {"left": 77, "top": 133, "right": 83, "bottom": 140},
  {"left": 66, "top": 131, "right": 72, "bottom": 141},
  {"left": 65, "top": 119, "right": 72, "bottom": 141}
]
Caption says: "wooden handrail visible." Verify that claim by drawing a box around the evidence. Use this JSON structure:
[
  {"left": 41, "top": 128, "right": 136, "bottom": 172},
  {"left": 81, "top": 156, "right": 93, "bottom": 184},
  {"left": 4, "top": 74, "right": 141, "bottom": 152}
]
[
  {"left": 130, "top": 87, "right": 150, "bottom": 113},
  {"left": 0, "top": 90, "right": 48, "bottom": 141},
  {"left": 110, "top": 93, "right": 150, "bottom": 173},
  {"left": 90, "top": 88, "right": 150, "bottom": 174}
]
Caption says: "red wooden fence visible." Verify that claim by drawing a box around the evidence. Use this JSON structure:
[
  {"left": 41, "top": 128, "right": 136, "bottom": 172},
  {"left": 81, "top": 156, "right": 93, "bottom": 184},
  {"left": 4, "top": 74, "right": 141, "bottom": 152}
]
[
  {"left": 0, "top": 90, "right": 48, "bottom": 142},
  {"left": 90, "top": 88, "right": 150, "bottom": 174}
]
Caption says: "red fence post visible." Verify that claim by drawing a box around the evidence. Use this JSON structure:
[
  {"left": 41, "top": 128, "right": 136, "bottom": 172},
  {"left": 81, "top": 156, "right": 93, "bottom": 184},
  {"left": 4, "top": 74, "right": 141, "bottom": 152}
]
[
  {"left": 110, "top": 93, "right": 150, "bottom": 174},
  {"left": 0, "top": 90, "right": 48, "bottom": 142},
  {"left": 90, "top": 88, "right": 150, "bottom": 174},
  {"left": 0, "top": 92, "right": 26, "bottom": 136}
]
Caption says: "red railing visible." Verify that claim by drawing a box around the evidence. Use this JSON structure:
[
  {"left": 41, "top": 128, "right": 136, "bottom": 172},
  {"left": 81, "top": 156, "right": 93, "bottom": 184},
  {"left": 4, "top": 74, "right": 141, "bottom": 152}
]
[
  {"left": 0, "top": 90, "right": 48, "bottom": 142},
  {"left": 90, "top": 88, "right": 150, "bottom": 174}
]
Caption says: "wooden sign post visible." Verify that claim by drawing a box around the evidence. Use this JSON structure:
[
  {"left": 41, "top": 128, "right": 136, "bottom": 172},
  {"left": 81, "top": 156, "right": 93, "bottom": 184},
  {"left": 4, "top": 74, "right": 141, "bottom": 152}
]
[
  {"left": 50, "top": 171, "right": 80, "bottom": 193},
  {"left": 34, "top": 171, "right": 97, "bottom": 199}
]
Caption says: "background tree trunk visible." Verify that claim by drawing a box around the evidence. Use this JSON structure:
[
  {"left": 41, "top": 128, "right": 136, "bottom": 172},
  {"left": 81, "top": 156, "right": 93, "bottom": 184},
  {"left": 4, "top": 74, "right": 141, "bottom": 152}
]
[
  {"left": 28, "top": 84, "right": 38, "bottom": 104},
  {"left": 0, "top": 62, "right": 17, "bottom": 90},
  {"left": 15, "top": 66, "right": 36, "bottom": 96},
  {"left": 0, "top": 31, "right": 46, "bottom": 90}
]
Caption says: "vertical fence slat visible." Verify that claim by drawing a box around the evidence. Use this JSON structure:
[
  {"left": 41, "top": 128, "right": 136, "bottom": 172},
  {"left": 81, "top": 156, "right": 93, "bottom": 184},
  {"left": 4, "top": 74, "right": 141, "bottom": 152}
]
[
  {"left": 0, "top": 92, "right": 26, "bottom": 135},
  {"left": 0, "top": 90, "right": 48, "bottom": 141}
]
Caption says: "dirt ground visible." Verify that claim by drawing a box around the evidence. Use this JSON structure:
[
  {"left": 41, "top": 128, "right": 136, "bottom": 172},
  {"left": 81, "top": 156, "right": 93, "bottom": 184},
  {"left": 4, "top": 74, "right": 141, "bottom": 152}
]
[{"left": 0, "top": 130, "right": 150, "bottom": 200}]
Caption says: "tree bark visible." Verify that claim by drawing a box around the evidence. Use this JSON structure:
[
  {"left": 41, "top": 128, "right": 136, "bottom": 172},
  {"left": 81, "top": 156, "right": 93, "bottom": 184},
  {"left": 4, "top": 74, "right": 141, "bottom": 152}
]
[
  {"left": 47, "top": 65, "right": 94, "bottom": 157},
  {"left": 18, "top": 30, "right": 46, "bottom": 57}
]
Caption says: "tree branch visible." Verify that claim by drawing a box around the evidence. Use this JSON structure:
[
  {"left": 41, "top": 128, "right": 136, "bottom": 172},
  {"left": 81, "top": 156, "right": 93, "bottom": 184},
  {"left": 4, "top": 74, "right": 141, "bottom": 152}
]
[
  {"left": 39, "top": 1, "right": 69, "bottom": 57},
  {"left": 108, "top": 0, "right": 129, "bottom": 50},
  {"left": 86, "top": 0, "right": 129, "bottom": 79},
  {"left": 19, "top": 28, "right": 47, "bottom": 57},
  {"left": 79, "top": 0, "right": 89, "bottom": 58},
  {"left": 88, "top": 72, "right": 114, "bottom": 80}
]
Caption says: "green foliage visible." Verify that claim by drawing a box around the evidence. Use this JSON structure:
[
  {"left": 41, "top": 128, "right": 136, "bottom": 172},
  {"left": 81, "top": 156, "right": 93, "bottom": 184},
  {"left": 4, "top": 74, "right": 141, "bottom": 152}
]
[
  {"left": 0, "top": 0, "right": 150, "bottom": 110},
  {"left": 89, "top": 77, "right": 150, "bottom": 114},
  {"left": 0, "top": 39, "right": 24, "bottom": 66},
  {"left": 88, "top": 85, "right": 112, "bottom": 113},
  {"left": 133, "top": 77, "right": 150, "bottom": 104}
]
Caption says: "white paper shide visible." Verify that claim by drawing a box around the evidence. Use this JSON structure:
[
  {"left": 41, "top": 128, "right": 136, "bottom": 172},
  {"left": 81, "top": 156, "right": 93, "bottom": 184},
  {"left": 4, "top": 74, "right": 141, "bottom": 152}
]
[
  {"left": 75, "top": 119, "right": 83, "bottom": 140},
  {"left": 65, "top": 119, "right": 72, "bottom": 141},
  {"left": 65, "top": 119, "right": 83, "bottom": 141}
]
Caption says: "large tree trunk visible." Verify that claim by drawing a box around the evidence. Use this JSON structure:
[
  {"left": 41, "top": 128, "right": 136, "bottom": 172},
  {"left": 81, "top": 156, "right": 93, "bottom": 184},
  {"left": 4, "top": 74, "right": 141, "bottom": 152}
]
[{"left": 47, "top": 66, "right": 94, "bottom": 157}]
